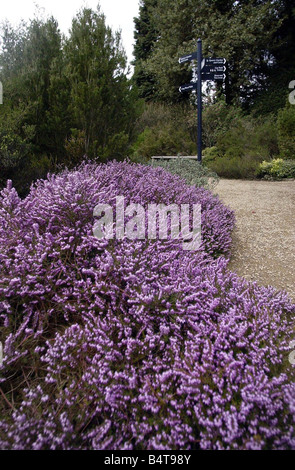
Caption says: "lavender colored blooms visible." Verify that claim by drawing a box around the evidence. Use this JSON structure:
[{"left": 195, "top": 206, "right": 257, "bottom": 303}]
[{"left": 0, "top": 161, "right": 294, "bottom": 450}]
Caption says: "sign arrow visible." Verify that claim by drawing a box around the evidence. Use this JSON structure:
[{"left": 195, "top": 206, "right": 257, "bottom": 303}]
[
  {"left": 178, "top": 52, "right": 198, "bottom": 64},
  {"left": 201, "top": 73, "right": 226, "bottom": 81},
  {"left": 179, "top": 82, "right": 197, "bottom": 93},
  {"left": 202, "top": 65, "right": 226, "bottom": 73},
  {"left": 203, "top": 57, "right": 226, "bottom": 66}
]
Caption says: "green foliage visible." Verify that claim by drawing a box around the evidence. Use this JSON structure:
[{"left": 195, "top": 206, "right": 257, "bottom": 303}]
[
  {"left": 202, "top": 146, "right": 222, "bottom": 163},
  {"left": 97, "top": 131, "right": 130, "bottom": 160},
  {"left": 130, "top": 101, "right": 197, "bottom": 159},
  {"left": 133, "top": 0, "right": 159, "bottom": 100},
  {"left": 202, "top": 99, "right": 243, "bottom": 148},
  {"left": 1, "top": 1, "right": 294, "bottom": 192},
  {"left": 205, "top": 155, "right": 260, "bottom": 179},
  {"left": 0, "top": 15, "right": 66, "bottom": 193},
  {"left": 253, "top": 114, "right": 279, "bottom": 157},
  {"left": 131, "top": 125, "right": 196, "bottom": 159},
  {"left": 133, "top": 0, "right": 291, "bottom": 107},
  {"left": 201, "top": 100, "right": 279, "bottom": 179},
  {"left": 0, "top": 106, "right": 36, "bottom": 194},
  {"left": 131, "top": 97, "right": 281, "bottom": 181},
  {"left": 202, "top": 109, "right": 281, "bottom": 179},
  {"left": 203, "top": 102, "right": 279, "bottom": 178},
  {"left": 150, "top": 158, "right": 219, "bottom": 190},
  {"left": 0, "top": 6, "right": 139, "bottom": 194},
  {"left": 248, "top": 67, "right": 295, "bottom": 116},
  {"left": 64, "top": 129, "right": 86, "bottom": 166},
  {"left": 277, "top": 103, "right": 295, "bottom": 159},
  {"left": 215, "top": 114, "right": 277, "bottom": 160},
  {"left": 257, "top": 158, "right": 295, "bottom": 179},
  {"left": 64, "top": 7, "right": 135, "bottom": 159}
]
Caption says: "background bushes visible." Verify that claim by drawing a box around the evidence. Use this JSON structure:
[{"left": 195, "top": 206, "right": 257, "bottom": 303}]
[
  {"left": 1, "top": 4, "right": 295, "bottom": 189},
  {"left": 202, "top": 100, "right": 293, "bottom": 179},
  {"left": 130, "top": 102, "right": 197, "bottom": 160},
  {"left": 130, "top": 97, "right": 295, "bottom": 181},
  {"left": 277, "top": 104, "right": 295, "bottom": 160}
]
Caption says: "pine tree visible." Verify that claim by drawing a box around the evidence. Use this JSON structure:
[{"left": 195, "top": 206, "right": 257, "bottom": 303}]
[
  {"left": 64, "top": 7, "right": 135, "bottom": 159},
  {"left": 132, "top": 0, "right": 159, "bottom": 100}
]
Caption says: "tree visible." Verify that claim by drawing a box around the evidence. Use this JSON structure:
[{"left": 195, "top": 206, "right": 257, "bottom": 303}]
[
  {"left": 250, "top": 0, "right": 295, "bottom": 115},
  {"left": 64, "top": 7, "right": 136, "bottom": 160},
  {"left": 133, "top": 0, "right": 159, "bottom": 100},
  {"left": 0, "top": 16, "right": 65, "bottom": 194}
]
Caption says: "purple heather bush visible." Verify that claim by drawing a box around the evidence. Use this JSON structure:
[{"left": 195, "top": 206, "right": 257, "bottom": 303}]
[{"left": 0, "top": 161, "right": 294, "bottom": 450}]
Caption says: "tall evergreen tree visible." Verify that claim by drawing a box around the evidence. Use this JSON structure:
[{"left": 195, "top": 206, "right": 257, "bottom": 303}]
[
  {"left": 133, "top": 0, "right": 159, "bottom": 100},
  {"left": 250, "top": 0, "right": 295, "bottom": 114},
  {"left": 64, "top": 7, "right": 135, "bottom": 159},
  {"left": 0, "top": 16, "right": 64, "bottom": 193}
]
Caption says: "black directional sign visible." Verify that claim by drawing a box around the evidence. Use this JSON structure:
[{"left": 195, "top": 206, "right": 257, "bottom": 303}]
[
  {"left": 179, "top": 82, "right": 197, "bottom": 93},
  {"left": 201, "top": 73, "right": 226, "bottom": 81},
  {"left": 178, "top": 52, "right": 198, "bottom": 64},
  {"left": 202, "top": 65, "right": 226, "bottom": 74},
  {"left": 204, "top": 57, "right": 226, "bottom": 66}
]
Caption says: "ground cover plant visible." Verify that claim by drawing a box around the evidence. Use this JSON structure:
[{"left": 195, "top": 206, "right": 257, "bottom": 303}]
[
  {"left": 150, "top": 158, "right": 220, "bottom": 192},
  {"left": 0, "top": 161, "right": 294, "bottom": 450}
]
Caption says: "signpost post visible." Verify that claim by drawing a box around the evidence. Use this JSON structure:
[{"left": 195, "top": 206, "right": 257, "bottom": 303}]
[
  {"left": 197, "top": 39, "right": 202, "bottom": 163},
  {"left": 178, "top": 41, "right": 226, "bottom": 163}
]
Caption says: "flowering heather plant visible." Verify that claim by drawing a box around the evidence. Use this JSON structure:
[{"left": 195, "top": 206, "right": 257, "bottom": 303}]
[{"left": 0, "top": 161, "right": 294, "bottom": 450}]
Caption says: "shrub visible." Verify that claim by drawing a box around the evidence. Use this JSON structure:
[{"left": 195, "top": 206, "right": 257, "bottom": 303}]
[
  {"left": 202, "top": 146, "right": 222, "bottom": 163},
  {"left": 204, "top": 155, "right": 260, "bottom": 179},
  {"left": 254, "top": 115, "right": 279, "bottom": 157},
  {"left": 257, "top": 158, "right": 295, "bottom": 179},
  {"left": 130, "top": 102, "right": 197, "bottom": 159},
  {"left": 64, "top": 129, "right": 87, "bottom": 166},
  {"left": 133, "top": 102, "right": 177, "bottom": 135},
  {"left": 277, "top": 105, "right": 295, "bottom": 160},
  {"left": 130, "top": 125, "right": 196, "bottom": 159},
  {"left": 202, "top": 99, "right": 243, "bottom": 148},
  {"left": 0, "top": 161, "right": 294, "bottom": 450},
  {"left": 216, "top": 115, "right": 277, "bottom": 162},
  {"left": 202, "top": 112, "right": 278, "bottom": 179}
]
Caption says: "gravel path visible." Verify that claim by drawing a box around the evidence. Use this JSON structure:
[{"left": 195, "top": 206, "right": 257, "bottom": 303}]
[{"left": 214, "top": 179, "right": 295, "bottom": 302}]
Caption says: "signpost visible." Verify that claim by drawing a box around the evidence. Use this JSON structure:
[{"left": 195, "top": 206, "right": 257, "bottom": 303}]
[
  {"left": 201, "top": 73, "right": 226, "bottom": 81},
  {"left": 179, "top": 83, "right": 197, "bottom": 93},
  {"left": 202, "top": 65, "right": 226, "bottom": 73},
  {"left": 178, "top": 52, "right": 198, "bottom": 64},
  {"left": 203, "top": 57, "right": 226, "bottom": 65},
  {"left": 178, "top": 40, "right": 227, "bottom": 163}
]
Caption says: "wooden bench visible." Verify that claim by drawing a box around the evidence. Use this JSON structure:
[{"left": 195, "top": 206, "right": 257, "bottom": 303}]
[{"left": 151, "top": 156, "right": 199, "bottom": 160}]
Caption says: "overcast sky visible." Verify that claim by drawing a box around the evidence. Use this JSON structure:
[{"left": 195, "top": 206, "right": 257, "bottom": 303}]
[{"left": 0, "top": 0, "right": 140, "bottom": 67}]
